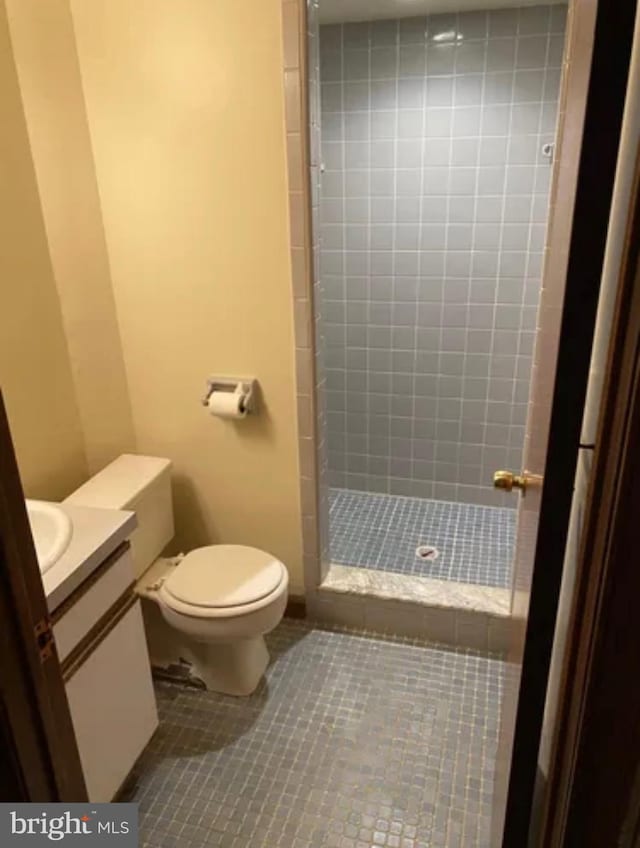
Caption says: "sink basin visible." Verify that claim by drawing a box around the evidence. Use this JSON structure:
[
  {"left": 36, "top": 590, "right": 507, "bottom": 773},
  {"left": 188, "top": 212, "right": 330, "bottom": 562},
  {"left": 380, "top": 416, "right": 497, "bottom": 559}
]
[{"left": 26, "top": 500, "right": 73, "bottom": 574}]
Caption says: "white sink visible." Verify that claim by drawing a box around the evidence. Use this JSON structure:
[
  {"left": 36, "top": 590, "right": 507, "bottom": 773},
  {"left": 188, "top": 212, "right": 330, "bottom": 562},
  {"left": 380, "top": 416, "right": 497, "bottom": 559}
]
[{"left": 26, "top": 500, "right": 73, "bottom": 574}]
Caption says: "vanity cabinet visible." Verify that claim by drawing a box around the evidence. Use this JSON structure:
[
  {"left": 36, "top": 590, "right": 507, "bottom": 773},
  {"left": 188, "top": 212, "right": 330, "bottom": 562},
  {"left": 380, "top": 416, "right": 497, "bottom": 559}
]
[{"left": 52, "top": 542, "right": 158, "bottom": 802}]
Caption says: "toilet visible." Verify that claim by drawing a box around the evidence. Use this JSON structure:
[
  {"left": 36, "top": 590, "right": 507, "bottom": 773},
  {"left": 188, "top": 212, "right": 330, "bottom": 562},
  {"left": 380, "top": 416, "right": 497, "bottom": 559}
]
[{"left": 65, "top": 454, "right": 288, "bottom": 696}]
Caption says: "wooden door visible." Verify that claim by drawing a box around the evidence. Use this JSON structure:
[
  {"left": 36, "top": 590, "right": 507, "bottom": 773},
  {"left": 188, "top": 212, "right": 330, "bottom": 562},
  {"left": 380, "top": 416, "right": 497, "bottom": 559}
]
[
  {"left": 0, "top": 391, "right": 87, "bottom": 801},
  {"left": 540, "top": 35, "right": 640, "bottom": 845},
  {"left": 492, "top": 0, "right": 638, "bottom": 843}
]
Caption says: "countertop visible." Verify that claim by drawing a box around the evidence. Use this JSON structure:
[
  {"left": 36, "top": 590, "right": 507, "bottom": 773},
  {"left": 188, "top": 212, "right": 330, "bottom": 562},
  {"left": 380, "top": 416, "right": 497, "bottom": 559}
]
[{"left": 43, "top": 504, "right": 137, "bottom": 613}]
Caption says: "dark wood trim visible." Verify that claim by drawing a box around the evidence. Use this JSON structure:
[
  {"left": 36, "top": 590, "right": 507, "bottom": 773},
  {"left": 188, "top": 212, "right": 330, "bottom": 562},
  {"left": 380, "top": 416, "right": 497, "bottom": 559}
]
[
  {"left": 501, "top": 1, "right": 637, "bottom": 843},
  {"left": 0, "top": 392, "right": 87, "bottom": 801},
  {"left": 285, "top": 595, "right": 306, "bottom": 619},
  {"left": 62, "top": 589, "right": 137, "bottom": 682},
  {"left": 0, "top": 700, "right": 28, "bottom": 801},
  {"left": 0, "top": 563, "right": 52, "bottom": 800},
  {"left": 620, "top": 761, "right": 640, "bottom": 848},
  {"left": 542, "top": 142, "right": 640, "bottom": 845},
  {"left": 51, "top": 540, "right": 131, "bottom": 623}
]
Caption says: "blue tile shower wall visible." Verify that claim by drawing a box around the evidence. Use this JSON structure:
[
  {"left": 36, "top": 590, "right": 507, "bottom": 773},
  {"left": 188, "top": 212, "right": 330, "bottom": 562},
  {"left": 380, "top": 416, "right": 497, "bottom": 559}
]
[{"left": 319, "top": 5, "right": 566, "bottom": 506}]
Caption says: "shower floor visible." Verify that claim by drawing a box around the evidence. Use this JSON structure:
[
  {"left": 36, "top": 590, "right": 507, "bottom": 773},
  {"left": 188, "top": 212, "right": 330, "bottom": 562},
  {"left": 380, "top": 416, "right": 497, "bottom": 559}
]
[{"left": 329, "top": 489, "right": 516, "bottom": 589}]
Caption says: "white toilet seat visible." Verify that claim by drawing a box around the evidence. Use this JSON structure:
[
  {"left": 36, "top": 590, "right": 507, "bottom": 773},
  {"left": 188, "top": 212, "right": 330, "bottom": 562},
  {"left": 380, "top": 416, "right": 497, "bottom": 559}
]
[{"left": 158, "top": 544, "right": 288, "bottom": 619}]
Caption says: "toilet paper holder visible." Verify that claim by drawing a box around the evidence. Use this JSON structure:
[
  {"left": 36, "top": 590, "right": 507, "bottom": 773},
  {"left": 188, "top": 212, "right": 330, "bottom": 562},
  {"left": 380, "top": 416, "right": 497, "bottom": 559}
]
[{"left": 201, "top": 377, "right": 257, "bottom": 415}]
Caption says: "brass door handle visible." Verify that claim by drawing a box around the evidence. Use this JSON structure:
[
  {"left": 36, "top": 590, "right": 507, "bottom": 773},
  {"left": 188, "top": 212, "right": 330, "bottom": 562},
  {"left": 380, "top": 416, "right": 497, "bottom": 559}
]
[{"left": 493, "top": 470, "right": 542, "bottom": 494}]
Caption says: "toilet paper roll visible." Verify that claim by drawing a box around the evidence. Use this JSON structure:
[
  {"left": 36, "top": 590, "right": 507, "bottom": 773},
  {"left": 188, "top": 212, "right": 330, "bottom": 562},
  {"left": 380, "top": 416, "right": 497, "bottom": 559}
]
[{"left": 207, "top": 390, "right": 247, "bottom": 419}]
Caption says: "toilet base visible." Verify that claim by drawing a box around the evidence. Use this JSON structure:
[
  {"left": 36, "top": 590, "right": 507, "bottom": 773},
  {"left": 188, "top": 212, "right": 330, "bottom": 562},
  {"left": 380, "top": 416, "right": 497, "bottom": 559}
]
[
  {"left": 141, "top": 598, "right": 271, "bottom": 696},
  {"left": 181, "top": 637, "right": 269, "bottom": 696}
]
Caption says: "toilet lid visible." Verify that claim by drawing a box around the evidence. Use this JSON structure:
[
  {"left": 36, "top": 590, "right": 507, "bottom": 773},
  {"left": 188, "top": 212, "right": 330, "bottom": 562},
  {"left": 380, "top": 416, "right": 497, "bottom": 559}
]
[{"left": 162, "top": 545, "right": 285, "bottom": 609}]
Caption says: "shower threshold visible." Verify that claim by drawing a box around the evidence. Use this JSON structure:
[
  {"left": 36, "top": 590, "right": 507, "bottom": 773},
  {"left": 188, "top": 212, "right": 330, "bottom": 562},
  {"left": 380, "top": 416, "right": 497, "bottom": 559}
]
[
  {"left": 317, "top": 563, "right": 511, "bottom": 652},
  {"left": 321, "top": 562, "right": 509, "bottom": 617}
]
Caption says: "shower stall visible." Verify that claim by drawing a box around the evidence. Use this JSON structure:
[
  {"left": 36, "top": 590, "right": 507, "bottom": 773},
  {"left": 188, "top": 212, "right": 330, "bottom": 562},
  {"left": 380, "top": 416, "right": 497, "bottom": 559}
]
[{"left": 311, "top": 3, "right": 566, "bottom": 595}]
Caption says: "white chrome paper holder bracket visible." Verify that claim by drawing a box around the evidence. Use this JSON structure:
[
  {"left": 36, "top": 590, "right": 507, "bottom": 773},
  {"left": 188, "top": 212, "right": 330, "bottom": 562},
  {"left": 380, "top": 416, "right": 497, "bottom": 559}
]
[{"left": 200, "top": 377, "right": 257, "bottom": 415}]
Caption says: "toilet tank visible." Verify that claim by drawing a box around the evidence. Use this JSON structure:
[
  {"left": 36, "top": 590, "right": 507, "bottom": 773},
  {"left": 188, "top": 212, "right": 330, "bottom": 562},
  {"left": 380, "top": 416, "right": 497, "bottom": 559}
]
[{"left": 65, "top": 454, "right": 174, "bottom": 579}]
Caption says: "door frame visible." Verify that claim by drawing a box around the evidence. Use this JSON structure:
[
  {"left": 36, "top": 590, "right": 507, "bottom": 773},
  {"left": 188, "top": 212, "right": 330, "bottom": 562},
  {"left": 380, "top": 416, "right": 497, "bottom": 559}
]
[
  {"left": 0, "top": 391, "right": 86, "bottom": 801},
  {"left": 500, "top": 0, "right": 638, "bottom": 843},
  {"left": 541, "top": 144, "right": 640, "bottom": 845},
  {"left": 0, "top": 0, "right": 638, "bottom": 831}
]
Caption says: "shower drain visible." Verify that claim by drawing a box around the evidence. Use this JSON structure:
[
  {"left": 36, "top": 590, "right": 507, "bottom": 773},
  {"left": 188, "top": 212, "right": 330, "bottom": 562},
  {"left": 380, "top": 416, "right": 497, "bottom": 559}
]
[{"left": 416, "top": 544, "right": 439, "bottom": 561}]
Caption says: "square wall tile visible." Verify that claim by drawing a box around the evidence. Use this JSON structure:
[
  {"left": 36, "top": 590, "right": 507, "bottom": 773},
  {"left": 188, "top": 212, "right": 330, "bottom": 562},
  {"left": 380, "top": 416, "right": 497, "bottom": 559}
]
[{"left": 315, "top": 6, "right": 565, "bottom": 503}]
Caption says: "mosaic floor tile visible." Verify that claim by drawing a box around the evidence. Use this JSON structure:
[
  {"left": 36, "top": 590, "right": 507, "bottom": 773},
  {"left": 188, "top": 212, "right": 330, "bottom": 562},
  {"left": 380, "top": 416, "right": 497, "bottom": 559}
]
[
  {"left": 126, "top": 620, "right": 504, "bottom": 848},
  {"left": 329, "top": 489, "right": 516, "bottom": 589}
]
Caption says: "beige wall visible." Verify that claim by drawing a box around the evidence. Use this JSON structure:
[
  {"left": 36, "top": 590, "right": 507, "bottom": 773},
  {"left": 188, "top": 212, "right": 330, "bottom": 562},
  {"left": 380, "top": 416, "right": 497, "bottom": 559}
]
[
  {"left": 5, "top": 0, "right": 136, "bottom": 474},
  {"left": 70, "top": 0, "right": 304, "bottom": 589},
  {"left": 0, "top": 0, "right": 88, "bottom": 499}
]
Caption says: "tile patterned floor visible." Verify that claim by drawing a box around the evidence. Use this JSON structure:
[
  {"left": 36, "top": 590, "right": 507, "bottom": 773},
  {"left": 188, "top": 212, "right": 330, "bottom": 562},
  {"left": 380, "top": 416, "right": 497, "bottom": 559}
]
[
  {"left": 329, "top": 489, "right": 516, "bottom": 589},
  {"left": 126, "top": 620, "right": 504, "bottom": 848}
]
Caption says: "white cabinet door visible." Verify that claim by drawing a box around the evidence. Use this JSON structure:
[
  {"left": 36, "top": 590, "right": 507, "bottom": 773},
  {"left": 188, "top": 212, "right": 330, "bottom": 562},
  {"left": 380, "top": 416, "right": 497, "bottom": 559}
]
[{"left": 65, "top": 599, "right": 158, "bottom": 802}]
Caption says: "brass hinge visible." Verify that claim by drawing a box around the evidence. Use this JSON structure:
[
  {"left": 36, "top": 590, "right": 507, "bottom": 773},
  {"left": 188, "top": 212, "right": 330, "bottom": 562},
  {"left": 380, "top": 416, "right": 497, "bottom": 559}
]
[{"left": 34, "top": 617, "right": 55, "bottom": 663}]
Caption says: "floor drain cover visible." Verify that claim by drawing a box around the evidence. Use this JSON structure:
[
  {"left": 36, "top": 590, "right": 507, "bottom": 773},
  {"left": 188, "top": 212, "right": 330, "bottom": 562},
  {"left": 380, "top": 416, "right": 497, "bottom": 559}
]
[{"left": 416, "top": 544, "right": 439, "bottom": 561}]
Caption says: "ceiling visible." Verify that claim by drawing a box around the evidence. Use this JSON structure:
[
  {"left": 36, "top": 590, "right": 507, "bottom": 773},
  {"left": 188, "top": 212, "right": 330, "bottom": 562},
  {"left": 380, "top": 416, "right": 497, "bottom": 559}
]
[{"left": 319, "top": 0, "right": 565, "bottom": 24}]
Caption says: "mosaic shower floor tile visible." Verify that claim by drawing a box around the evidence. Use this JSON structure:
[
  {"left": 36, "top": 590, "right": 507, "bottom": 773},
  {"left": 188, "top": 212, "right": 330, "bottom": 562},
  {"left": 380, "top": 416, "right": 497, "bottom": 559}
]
[
  {"left": 329, "top": 489, "right": 516, "bottom": 589},
  {"left": 126, "top": 620, "right": 504, "bottom": 848}
]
